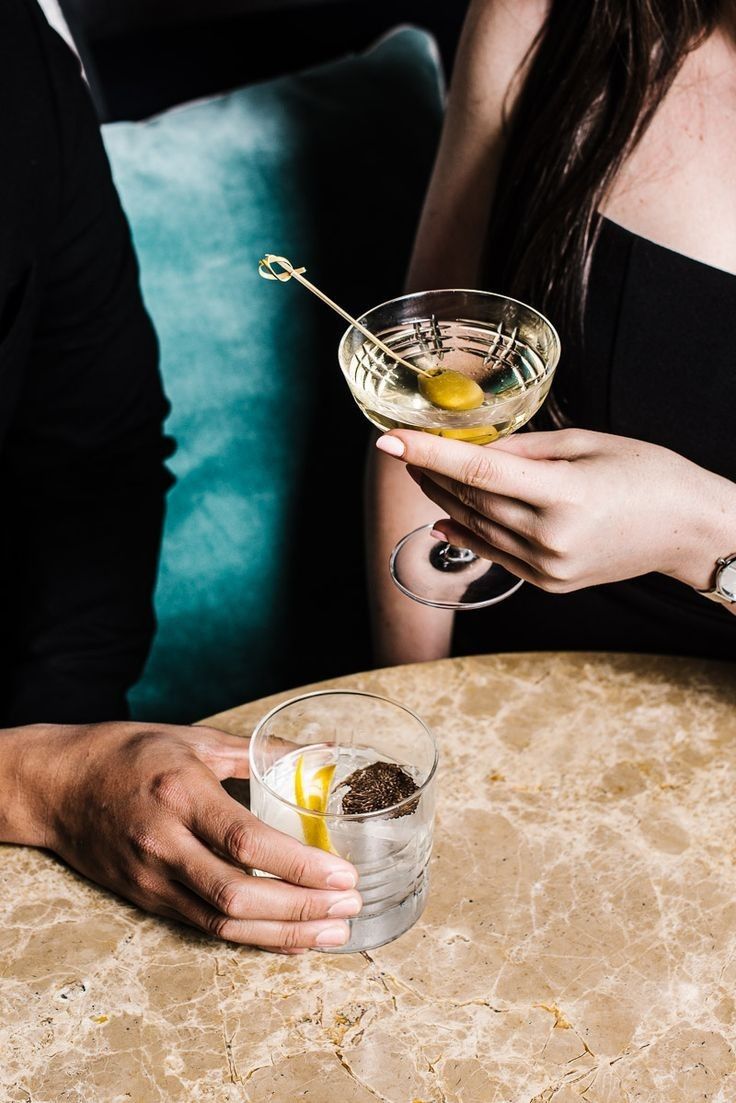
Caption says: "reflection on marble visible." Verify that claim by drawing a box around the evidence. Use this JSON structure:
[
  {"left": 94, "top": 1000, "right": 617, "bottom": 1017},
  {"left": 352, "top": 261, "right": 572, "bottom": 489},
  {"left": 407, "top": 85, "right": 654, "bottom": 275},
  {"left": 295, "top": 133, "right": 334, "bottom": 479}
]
[{"left": 2, "top": 653, "right": 736, "bottom": 1101}]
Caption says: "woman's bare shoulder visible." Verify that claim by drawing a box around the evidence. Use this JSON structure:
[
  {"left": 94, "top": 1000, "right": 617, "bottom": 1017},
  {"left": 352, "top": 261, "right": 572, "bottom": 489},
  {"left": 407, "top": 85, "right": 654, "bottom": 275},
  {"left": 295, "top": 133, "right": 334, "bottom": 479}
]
[
  {"left": 465, "top": 0, "right": 548, "bottom": 42},
  {"left": 405, "top": 0, "right": 549, "bottom": 290},
  {"left": 454, "top": 0, "right": 549, "bottom": 128}
]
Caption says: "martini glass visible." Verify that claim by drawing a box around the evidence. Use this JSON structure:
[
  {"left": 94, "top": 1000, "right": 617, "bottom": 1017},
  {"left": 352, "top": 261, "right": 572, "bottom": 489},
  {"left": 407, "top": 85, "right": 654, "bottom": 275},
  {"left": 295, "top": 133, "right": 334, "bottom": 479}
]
[{"left": 338, "top": 289, "right": 561, "bottom": 609}]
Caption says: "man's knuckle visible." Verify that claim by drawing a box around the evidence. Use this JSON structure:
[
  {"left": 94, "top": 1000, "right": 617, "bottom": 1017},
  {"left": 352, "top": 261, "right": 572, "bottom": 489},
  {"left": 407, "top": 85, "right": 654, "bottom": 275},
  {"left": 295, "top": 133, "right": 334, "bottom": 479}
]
[
  {"left": 129, "top": 828, "right": 166, "bottom": 863},
  {"left": 122, "top": 729, "right": 156, "bottom": 758},
  {"left": 149, "top": 768, "right": 188, "bottom": 811},
  {"left": 206, "top": 911, "right": 233, "bottom": 940},
  {"left": 290, "top": 894, "right": 318, "bottom": 923},
  {"left": 283, "top": 853, "right": 311, "bottom": 887},
  {"left": 223, "top": 819, "right": 257, "bottom": 865},
  {"left": 278, "top": 924, "right": 302, "bottom": 950},
  {"left": 212, "top": 878, "right": 246, "bottom": 918},
  {"left": 129, "top": 866, "right": 159, "bottom": 896}
]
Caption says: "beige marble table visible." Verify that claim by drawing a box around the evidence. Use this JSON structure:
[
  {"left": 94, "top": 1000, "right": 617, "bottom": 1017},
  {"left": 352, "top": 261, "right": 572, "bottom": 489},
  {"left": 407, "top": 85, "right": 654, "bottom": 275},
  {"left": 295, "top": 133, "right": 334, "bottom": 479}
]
[{"left": 2, "top": 652, "right": 736, "bottom": 1102}]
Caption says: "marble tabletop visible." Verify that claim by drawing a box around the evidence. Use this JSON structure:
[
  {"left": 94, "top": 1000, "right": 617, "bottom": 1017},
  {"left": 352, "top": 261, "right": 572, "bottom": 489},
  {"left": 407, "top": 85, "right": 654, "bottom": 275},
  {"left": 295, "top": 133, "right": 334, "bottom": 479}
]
[{"left": 2, "top": 652, "right": 736, "bottom": 1102}]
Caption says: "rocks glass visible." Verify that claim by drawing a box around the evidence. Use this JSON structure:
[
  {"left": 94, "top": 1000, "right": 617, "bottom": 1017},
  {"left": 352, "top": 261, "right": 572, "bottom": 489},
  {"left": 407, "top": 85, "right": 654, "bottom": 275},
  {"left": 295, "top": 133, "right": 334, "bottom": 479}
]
[{"left": 249, "top": 690, "right": 437, "bottom": 952}]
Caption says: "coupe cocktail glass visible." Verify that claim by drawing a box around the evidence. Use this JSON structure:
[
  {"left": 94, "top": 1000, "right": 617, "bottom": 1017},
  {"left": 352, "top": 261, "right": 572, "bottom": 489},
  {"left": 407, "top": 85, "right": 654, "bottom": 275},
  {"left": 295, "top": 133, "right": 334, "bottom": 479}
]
[
  {"left": 339, "top": 289, "right": 561, "bottom": 608},
  {"left": 249, "top": 690, "right": 437, "bottom": 953}
]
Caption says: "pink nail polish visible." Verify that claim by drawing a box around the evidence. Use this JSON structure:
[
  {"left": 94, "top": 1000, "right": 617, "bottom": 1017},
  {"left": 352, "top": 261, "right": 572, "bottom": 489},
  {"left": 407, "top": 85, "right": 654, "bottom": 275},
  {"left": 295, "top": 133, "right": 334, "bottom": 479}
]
[
  {"left": 430, "top": 528, "right": 448, "bottom": 542},
  {"left": 375, "top": 435, "right": 405, "bottom": 457}
]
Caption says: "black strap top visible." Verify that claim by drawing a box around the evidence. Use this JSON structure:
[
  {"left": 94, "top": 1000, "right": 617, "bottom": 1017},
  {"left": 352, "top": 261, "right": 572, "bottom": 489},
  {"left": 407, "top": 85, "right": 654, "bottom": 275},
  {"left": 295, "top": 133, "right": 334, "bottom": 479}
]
[
  {"left": 553, "top": 216, "right": 736, "bottom": 482},
  {"left": 456, "top": 216, "right": 736, "bottom": 661}
]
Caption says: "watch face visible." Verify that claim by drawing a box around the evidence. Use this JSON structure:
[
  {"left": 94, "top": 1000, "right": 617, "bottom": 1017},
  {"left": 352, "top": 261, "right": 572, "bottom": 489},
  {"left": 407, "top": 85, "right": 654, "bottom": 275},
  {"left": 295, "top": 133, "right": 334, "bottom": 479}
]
[{"left": 719, "top": 560, "right": 736, "bottom": 602}]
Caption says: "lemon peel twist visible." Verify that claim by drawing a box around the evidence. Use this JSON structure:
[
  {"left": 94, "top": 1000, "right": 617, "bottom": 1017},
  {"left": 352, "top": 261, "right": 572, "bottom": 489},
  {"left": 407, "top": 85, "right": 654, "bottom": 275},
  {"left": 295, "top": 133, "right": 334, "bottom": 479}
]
[{"left": 294, "top": 754, "right": 337, "bottom": 853}]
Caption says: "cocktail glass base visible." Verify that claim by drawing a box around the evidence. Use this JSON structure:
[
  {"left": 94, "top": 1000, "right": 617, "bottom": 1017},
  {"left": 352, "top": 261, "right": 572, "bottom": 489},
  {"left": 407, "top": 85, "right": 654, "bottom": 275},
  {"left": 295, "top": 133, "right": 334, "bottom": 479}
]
[{"left": 390, "top": 523, "right": 524, "bottom": 610}]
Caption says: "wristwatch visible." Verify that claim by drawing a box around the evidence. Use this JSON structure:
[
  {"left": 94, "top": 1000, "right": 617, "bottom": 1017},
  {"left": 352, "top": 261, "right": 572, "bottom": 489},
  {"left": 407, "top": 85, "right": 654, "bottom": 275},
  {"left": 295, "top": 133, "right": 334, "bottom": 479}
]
[{"left": 698, "top": 553, "right": 736, "bottom": 605}]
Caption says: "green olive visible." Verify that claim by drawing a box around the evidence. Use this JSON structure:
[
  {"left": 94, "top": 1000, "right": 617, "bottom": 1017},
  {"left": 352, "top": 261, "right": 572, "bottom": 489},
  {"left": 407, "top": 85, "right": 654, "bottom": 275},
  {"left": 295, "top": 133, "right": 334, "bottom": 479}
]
[{"left": 418, "top": 368, "right": 484, "bottom": 412}]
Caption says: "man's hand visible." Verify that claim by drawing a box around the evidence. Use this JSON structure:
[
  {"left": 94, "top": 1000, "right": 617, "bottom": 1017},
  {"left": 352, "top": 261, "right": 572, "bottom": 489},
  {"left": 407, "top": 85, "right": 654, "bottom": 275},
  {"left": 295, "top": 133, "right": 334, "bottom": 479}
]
[{"left": 3, "top": 722, "right": 361, "bottom": 952}]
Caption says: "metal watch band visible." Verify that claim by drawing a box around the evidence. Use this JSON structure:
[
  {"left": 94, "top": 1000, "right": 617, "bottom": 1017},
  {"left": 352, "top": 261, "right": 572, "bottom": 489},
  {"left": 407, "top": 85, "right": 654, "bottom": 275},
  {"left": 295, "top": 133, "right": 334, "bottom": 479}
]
[{"left": 697, "top": 553, "right": 736, "bottom": 605}]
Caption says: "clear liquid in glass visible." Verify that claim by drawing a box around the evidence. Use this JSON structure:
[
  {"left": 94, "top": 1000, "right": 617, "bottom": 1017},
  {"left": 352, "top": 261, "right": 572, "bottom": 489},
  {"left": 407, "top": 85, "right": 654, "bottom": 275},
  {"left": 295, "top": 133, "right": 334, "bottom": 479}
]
[
  {"left": 346, "top": 318, "right": 551, "bottom": 444},
  {"left": 249, "top": 743, "right": 433, "bottom": 953}
]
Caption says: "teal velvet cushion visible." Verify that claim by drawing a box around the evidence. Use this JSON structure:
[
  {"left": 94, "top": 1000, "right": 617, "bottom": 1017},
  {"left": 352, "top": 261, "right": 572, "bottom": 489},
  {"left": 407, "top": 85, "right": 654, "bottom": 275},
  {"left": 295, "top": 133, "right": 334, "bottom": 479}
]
[{"left": 103, "top": 28, "right": 443, "bottom": 722}]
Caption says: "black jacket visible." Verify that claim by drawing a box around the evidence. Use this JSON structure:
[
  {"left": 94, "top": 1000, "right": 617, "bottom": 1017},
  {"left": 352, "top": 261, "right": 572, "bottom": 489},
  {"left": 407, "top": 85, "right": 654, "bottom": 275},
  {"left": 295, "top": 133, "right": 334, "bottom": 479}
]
[{"left": 0, "top": 1, "right": 171, "bottom": 724}]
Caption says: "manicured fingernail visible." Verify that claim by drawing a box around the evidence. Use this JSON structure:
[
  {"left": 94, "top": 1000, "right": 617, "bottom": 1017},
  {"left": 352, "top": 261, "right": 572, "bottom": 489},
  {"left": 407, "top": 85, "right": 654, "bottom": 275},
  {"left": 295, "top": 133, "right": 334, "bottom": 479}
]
[
  {"left": 376, "top": 435, "right": 405, "bottom": 457},
  {"left": 315, "top": 923, "right": 350, "bottom": 947},
  {"left": 327, "top": 895, "right": 362, "bottom": 919},
  {"left": 430, "top": 527, "right": 448, "bottom": 542},
  {"left": 325, "top": 869, "right": 358, "bottom": 890}
]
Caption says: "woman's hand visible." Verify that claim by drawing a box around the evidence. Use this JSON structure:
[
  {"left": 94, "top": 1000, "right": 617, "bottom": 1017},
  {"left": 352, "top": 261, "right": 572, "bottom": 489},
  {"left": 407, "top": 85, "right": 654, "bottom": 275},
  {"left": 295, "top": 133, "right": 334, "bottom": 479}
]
[
  {"left": 376, "top": 427, "right": 736, "bottom": 594},
  {"left": 5, "top": 721, "right": 360, "bottom": 953}
]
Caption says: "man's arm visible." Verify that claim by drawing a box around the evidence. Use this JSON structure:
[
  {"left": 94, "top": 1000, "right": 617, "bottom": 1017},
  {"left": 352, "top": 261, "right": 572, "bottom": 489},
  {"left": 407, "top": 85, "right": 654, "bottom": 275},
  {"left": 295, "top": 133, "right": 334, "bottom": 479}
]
[
  {"left": 0, "top": 12, "right": 363, "bottom": 953},
  {"left": 0, "top": 12, "right": 171, "bottom": 724},
  {"left": 0, "top": 718, "right": 362, "bottom": 951}
]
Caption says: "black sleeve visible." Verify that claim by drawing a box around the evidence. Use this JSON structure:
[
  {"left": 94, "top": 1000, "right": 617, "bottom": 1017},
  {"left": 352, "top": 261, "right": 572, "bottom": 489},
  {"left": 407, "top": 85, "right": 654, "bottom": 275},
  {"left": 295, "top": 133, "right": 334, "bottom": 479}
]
[{"left": 0, "top": 14, "right": 173, "bottom": 725}]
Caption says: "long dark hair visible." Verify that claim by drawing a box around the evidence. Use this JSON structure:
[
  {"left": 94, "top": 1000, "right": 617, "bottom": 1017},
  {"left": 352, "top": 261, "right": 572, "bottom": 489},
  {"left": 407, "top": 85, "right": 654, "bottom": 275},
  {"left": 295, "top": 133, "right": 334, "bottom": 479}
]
[{"left": 485, "top": 0, "right": 721, "bottom": 336}]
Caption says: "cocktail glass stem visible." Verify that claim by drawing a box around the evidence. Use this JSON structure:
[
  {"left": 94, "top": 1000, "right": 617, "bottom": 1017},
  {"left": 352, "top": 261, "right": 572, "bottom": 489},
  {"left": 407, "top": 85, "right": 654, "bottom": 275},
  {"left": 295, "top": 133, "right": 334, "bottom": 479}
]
[{"left": 429, "top": 542, "right": 477, "bottom": 572}]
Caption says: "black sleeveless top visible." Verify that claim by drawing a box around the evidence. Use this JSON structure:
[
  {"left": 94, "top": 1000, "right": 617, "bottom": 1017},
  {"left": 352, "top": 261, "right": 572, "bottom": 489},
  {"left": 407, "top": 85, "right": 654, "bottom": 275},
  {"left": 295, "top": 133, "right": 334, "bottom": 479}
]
[{"left": 455, "top": 216, "right": 736, "bottom": 661}]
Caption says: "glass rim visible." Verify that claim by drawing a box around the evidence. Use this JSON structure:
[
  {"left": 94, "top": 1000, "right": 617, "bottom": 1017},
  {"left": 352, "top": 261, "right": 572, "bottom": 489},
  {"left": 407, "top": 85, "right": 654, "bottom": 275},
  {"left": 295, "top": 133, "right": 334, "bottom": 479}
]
[
  {"left": 337, "top": 286, "right": 562, "bottom": 372},
  {"left": 250, "top": 689, "right": 438, "bottom": 821}
]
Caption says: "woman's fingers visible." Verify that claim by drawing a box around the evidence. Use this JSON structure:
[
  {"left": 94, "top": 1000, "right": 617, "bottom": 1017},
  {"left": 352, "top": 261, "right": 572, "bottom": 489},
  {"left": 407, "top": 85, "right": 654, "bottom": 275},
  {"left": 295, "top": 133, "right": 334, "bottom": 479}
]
[
  {"left": 376, "top": 430, "right": 557, "bottom": 507},
  {"left": 186, "top": 772, "right": 358, "bottom": 891},
  {"left": 490, "top": 427, "right": 594, "bottom": 460},
  {"left": 416, "top": 472, "right": 536, "bottom": 563},
  {"left": 155, "top": 882, "right": 352, "bottom": 950},
  {"left": 431, "top": 518, "right": 543, "bottom": 585},
  {"left": 171, "top": 835, "right": 362, "bottom": 923},
  {"left": 408, "top": 464, "right": 538, "bottom": 539}
]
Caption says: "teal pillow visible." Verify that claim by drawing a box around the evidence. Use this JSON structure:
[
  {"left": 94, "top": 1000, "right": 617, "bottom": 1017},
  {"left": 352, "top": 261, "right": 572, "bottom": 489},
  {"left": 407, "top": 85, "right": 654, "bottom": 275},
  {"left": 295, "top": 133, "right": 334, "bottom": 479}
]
[{"left": 103, "top": 28, "right": 444, "bottom": 722}]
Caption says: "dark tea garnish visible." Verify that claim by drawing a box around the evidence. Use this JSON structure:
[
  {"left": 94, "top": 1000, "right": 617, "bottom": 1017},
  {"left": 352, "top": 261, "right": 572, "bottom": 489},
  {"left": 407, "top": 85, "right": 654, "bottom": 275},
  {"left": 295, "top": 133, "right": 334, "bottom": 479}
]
[{"left": 340, "top": 761, "right": 419, "bottom": 818}]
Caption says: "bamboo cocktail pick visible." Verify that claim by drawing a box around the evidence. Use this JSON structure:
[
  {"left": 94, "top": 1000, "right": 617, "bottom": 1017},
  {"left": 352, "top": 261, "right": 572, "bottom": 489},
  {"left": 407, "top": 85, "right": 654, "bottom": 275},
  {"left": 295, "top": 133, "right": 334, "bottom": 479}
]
[
  {"left": 258, "top": 254, "right": 432, "bottom": 377},
  {"left": 258, "top": 254, "right": 485, "bottom": 411}
]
